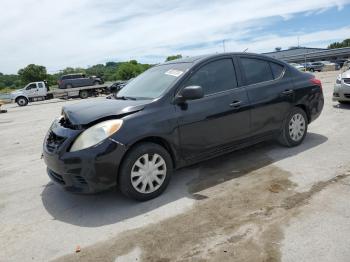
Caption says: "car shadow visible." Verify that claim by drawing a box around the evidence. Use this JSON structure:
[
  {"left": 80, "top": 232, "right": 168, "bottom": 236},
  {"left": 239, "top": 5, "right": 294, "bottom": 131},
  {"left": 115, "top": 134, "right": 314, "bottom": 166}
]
[
  {"left": 41, "top": 132, "right": 327, "bottom": 227},
  {"left": 333, "top": 103, "right": 350, "bottom": 110}
]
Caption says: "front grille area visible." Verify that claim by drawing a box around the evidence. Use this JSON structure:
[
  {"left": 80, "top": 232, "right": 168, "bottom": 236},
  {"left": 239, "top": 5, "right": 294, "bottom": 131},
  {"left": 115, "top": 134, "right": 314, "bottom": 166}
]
[
  {"left": 74, "top": 176, "right": 88, "bottom": 185},
  {"left": 49, "top": 170, "right": 65, "bottom": 185},
  {"left": 344, "top": 78, "right": 350, "bottom": 85},
  {"left": 344, "top": 94, "right": 350, "bottom": 98},
  {"left": 46, "top": 131, "right": 66, "bottom": 152}
]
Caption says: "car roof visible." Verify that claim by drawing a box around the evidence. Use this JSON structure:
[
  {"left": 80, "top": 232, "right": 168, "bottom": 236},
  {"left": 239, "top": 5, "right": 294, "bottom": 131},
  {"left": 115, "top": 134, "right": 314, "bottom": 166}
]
[
  {"left": 63, "top": 73, "right": 84, "bottom": 75},
  {"left": 162, "top": 52, "right": 286, "bottom": 66}
]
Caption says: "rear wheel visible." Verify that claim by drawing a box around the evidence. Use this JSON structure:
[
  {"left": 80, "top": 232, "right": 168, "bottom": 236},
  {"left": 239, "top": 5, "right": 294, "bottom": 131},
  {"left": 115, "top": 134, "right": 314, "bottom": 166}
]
[
  {"left": 278, "top": 107, "right": 308, "bottom": 147},
  {"left": 118, "top": 142, "right": 173, "bottom": 201},
  {"left": 79, "top": 90, "right": 89, "bottom": 99},
  {"left": 16, "top": 97, "right": 28, "bottom": 106}
]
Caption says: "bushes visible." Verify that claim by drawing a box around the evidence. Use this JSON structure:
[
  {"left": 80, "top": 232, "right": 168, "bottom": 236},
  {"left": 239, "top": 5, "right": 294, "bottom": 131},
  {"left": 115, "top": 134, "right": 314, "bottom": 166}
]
[{"left": 0, "top": 60, "right": 152, "bottom": 91}]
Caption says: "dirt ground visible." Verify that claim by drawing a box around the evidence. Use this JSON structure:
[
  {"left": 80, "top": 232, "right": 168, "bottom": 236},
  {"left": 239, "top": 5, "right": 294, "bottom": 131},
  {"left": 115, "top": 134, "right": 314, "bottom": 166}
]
[{"left": 1, "top": 71, "right": 350, "bottom": 262}]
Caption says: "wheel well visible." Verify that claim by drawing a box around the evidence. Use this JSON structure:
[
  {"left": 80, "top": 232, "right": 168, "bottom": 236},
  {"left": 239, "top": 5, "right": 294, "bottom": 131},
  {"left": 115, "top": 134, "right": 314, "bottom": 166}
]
[
  {"left": 15, "top": 96, "right": 27, "bottom": 102},
  {"left": 120, "top": 136, "right": 177, "bottom": 171},
  {"left": 295, "top": 104, "right": 310, "bottom": 123}
]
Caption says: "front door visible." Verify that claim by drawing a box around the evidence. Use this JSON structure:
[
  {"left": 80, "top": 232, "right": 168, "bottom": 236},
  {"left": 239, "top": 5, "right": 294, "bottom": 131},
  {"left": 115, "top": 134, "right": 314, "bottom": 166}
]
[
  {"left": 177, "top": 57, "right": 250, "bottom": 160},
  {"left": 24, "top": 83, "right": 38, "bottom": 98}
]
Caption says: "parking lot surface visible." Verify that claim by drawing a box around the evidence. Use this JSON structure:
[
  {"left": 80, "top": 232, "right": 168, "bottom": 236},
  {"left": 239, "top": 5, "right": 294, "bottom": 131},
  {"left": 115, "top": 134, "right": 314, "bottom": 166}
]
[{"left": 1, "top": 71, "right": 350, "bottom": 262}]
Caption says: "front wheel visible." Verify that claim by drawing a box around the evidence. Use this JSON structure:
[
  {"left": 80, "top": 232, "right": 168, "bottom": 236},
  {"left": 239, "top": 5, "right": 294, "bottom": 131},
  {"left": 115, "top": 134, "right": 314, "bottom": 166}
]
[
  {"left": 278, "top": 107, "right": 308, "bottom": 147},
  {"left": 16, "top": 97, "right": 28, "bottom": 106},
  {"left": 118, "top": 142, "right": 173, "bottom": 201}
]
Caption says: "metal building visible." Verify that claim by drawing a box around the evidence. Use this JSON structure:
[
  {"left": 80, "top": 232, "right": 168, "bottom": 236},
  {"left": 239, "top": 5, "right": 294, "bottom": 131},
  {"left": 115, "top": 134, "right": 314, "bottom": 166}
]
[{"left": 263, "top": 47, "right": 350, "bottom": 63}]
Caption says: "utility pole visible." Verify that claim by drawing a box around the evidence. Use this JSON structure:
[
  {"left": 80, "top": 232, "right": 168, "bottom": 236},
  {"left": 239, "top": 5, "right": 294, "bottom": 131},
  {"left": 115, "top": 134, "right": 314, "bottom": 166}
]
[{"left": 223, "top": 40, "right": 226, "bottom": 53}]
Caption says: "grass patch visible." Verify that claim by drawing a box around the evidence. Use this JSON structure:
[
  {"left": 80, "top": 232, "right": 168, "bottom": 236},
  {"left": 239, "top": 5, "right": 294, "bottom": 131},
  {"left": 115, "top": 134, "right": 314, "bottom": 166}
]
[{"left": 0, "top": 87, "right": 17, "bottom": 94}]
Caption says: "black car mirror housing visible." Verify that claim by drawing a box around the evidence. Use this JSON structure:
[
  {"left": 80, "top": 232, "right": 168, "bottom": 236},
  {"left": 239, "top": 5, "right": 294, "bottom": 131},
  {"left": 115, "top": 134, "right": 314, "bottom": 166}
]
[{"left": 175, "top": 86, "right": 204, "bottom": 103}]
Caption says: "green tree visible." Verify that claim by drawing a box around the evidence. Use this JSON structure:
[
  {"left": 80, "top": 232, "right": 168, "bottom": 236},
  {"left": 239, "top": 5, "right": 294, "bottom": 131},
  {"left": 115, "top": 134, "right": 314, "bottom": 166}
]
[
  {"left": 116, "top": 62, "right": 139, "bottom": 80},
  {"left": 165, "top": 54, "right": 182, "bottom": 62},
  {"left": 328, "top": 38, "right": 350, "bottom": 49},
  {"left": 86, "top": 64, "right": 105, "bottom": 78},
  {"left": 18, "top": 64, "right": 47, "bottom": 84},
  {"left": 116, "top": 61, "right": 151, "bottom": 80},
  {"left": 59, "top": 67, "right": 85, "bottom": 75}
]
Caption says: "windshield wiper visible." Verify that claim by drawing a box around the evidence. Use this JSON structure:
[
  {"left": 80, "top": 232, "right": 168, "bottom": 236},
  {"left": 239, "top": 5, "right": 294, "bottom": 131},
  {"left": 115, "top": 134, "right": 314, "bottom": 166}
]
[{"left": 115, "top": 96, "right": 137, "bottom": 101}]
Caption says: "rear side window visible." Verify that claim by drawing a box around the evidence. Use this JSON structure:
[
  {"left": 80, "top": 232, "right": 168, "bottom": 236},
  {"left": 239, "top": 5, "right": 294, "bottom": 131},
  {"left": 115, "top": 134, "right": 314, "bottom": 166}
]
[
  {"left": 270, "top": 62, "right": 284, "bottom": 79},
  {"left": 185, "top": 58, "right": 238, "bottom": 95},
  {"left": 61, "top": 75, "right": 73, "bottom": 80},
  {"left": 240, "top": 58, "right": 273, "bottom": 85},
  {"left": 37, "top": 82, "right": 44, "bottom": 88}
]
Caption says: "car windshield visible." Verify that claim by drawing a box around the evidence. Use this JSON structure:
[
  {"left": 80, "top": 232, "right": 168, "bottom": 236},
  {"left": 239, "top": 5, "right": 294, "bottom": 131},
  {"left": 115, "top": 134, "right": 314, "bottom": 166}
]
[{"left": 117, "top": 63, "right": 191, "bottom": 100}]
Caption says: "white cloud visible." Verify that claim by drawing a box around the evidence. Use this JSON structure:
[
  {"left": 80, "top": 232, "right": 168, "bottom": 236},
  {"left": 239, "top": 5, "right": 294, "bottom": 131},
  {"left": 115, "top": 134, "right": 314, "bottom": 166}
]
[{"left": 1, "top": 0, "right": 349, "bottom": 73}]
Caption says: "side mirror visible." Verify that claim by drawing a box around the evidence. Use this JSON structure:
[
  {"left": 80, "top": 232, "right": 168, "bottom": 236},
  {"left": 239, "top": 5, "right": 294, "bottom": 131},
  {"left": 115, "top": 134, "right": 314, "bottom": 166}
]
[{"left": 175, "top": 86, "right": 204, "bottom": 103}]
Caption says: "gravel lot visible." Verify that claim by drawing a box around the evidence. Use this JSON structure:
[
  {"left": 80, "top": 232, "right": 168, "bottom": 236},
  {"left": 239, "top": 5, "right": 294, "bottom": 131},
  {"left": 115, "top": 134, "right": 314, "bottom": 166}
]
[{"left": 1, "top": 71, "right": 350, "bottom": 262}]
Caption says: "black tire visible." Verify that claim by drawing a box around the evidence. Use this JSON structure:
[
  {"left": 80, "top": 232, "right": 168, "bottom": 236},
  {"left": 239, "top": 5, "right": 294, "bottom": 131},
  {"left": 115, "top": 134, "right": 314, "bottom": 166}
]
[
  {"left": 16, "top": 96, "right": 28, "bottom": 106},
  {"left": 65, "top": 84, "right": 73, "bottom": 89},
  {"left": 118, "top": 142, "right": 173, "bottom": 201},
  {"left": 278, "top": 107, "right": 308, "bottom": 147},
  {"left": 79, "top": 90, "right": 89, "bottom": 99}
]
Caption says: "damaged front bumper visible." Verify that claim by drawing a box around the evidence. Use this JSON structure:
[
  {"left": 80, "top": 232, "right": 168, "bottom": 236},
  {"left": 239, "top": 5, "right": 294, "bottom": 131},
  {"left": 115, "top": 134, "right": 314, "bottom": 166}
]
[{"left": 43, "top": 118, "right": 127, "bottom": 193}]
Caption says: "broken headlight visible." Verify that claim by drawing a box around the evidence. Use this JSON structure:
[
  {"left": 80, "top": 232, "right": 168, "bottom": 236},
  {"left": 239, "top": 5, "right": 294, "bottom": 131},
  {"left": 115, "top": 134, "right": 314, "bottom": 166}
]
[
  {"left": 70, "top": 119, "right": 123, "bottom": 152},
  {"left": 336, "top": 75, "right": 342, "bottom": 85}
]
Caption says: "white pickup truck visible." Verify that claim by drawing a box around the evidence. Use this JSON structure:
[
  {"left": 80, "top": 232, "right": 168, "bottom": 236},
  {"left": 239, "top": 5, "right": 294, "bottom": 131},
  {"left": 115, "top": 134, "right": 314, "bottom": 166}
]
[{"left": 10, "top": 81, "right": 109, "bottom": 106}]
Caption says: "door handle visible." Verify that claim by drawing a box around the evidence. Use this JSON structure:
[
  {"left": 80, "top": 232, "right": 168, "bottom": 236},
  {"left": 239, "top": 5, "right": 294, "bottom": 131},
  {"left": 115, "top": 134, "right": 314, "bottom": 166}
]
[
  {"left": 229, "top": 101, "right": 242, "bottom": 108},
  {"left": 280, "top": 90, "right": 294, "bottom": 96}
]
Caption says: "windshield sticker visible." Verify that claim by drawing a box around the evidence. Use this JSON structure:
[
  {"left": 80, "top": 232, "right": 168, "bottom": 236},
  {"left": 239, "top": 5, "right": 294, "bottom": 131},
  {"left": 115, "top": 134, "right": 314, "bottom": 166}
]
[{"left": 165, "top": 69, "right": 183, "bottom": 77}]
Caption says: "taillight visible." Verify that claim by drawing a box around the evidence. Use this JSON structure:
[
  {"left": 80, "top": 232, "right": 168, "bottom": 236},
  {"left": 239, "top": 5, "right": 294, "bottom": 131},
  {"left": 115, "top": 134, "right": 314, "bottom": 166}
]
[{"left": 310, "top": 77, "right": 322, "bottom": 89}]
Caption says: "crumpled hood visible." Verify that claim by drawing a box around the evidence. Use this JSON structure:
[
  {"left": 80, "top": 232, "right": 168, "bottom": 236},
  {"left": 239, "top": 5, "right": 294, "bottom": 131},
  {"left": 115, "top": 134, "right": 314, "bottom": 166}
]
[{"left": 62, "top": 99, "right": 149, "bottom": 126}]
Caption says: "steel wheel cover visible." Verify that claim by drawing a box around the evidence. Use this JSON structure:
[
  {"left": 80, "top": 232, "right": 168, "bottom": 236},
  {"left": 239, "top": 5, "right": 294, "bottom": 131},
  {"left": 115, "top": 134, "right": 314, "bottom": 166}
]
[
  {"left": 289, "top": 113, "right": 306, "bottom": 142},
  {"left": 130, "top": 153, "right": 167, "bottom": 194}
]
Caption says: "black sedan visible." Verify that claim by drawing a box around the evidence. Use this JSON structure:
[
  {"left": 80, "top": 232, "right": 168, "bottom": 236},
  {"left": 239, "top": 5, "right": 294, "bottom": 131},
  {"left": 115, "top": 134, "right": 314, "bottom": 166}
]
[{"left": 43, "top": 53, "right": 324, "bottom": 201}]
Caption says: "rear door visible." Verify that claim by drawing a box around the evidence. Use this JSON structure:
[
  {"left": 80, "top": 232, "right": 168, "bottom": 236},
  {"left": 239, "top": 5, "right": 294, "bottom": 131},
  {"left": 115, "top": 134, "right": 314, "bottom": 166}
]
[
  {"left": 69, "top": 74, "right": 86, "bottom": 87},
  {"left": 80, "top": 74, "right": 91, "bottom": 86},
  {"left": 238, "top": 56, "right": 294, "bottom": 136},
  {"left": 36, "top": 82, "right": 47, "bottom": 96},
  {"left": 177, "top": 57, "right": 250, "bottom": 160}
]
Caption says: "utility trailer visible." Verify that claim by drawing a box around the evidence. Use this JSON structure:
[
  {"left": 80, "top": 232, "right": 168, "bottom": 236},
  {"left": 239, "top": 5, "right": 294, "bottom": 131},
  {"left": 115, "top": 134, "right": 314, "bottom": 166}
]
[{"left": 10, "top": 81, "right": 110, "bottom": 106}]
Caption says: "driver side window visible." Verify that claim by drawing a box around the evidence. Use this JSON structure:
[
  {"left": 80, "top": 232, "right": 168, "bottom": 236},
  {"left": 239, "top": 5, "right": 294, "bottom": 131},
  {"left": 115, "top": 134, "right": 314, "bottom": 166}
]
[
  {"left": 26, "top": 83, "right": 37, "bottom": 90},
  {"left": 184, "top": 58, "right": 238, "bottom": 96}
]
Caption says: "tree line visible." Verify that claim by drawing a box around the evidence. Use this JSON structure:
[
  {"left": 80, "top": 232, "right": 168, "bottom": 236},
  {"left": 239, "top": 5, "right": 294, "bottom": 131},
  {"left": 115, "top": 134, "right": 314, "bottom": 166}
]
[
  {"left": 0, "top": 55, "right": 182, "bottom": 91},
  {"left": 328, "top": 38, "right": 350, "bottom": 49}
]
